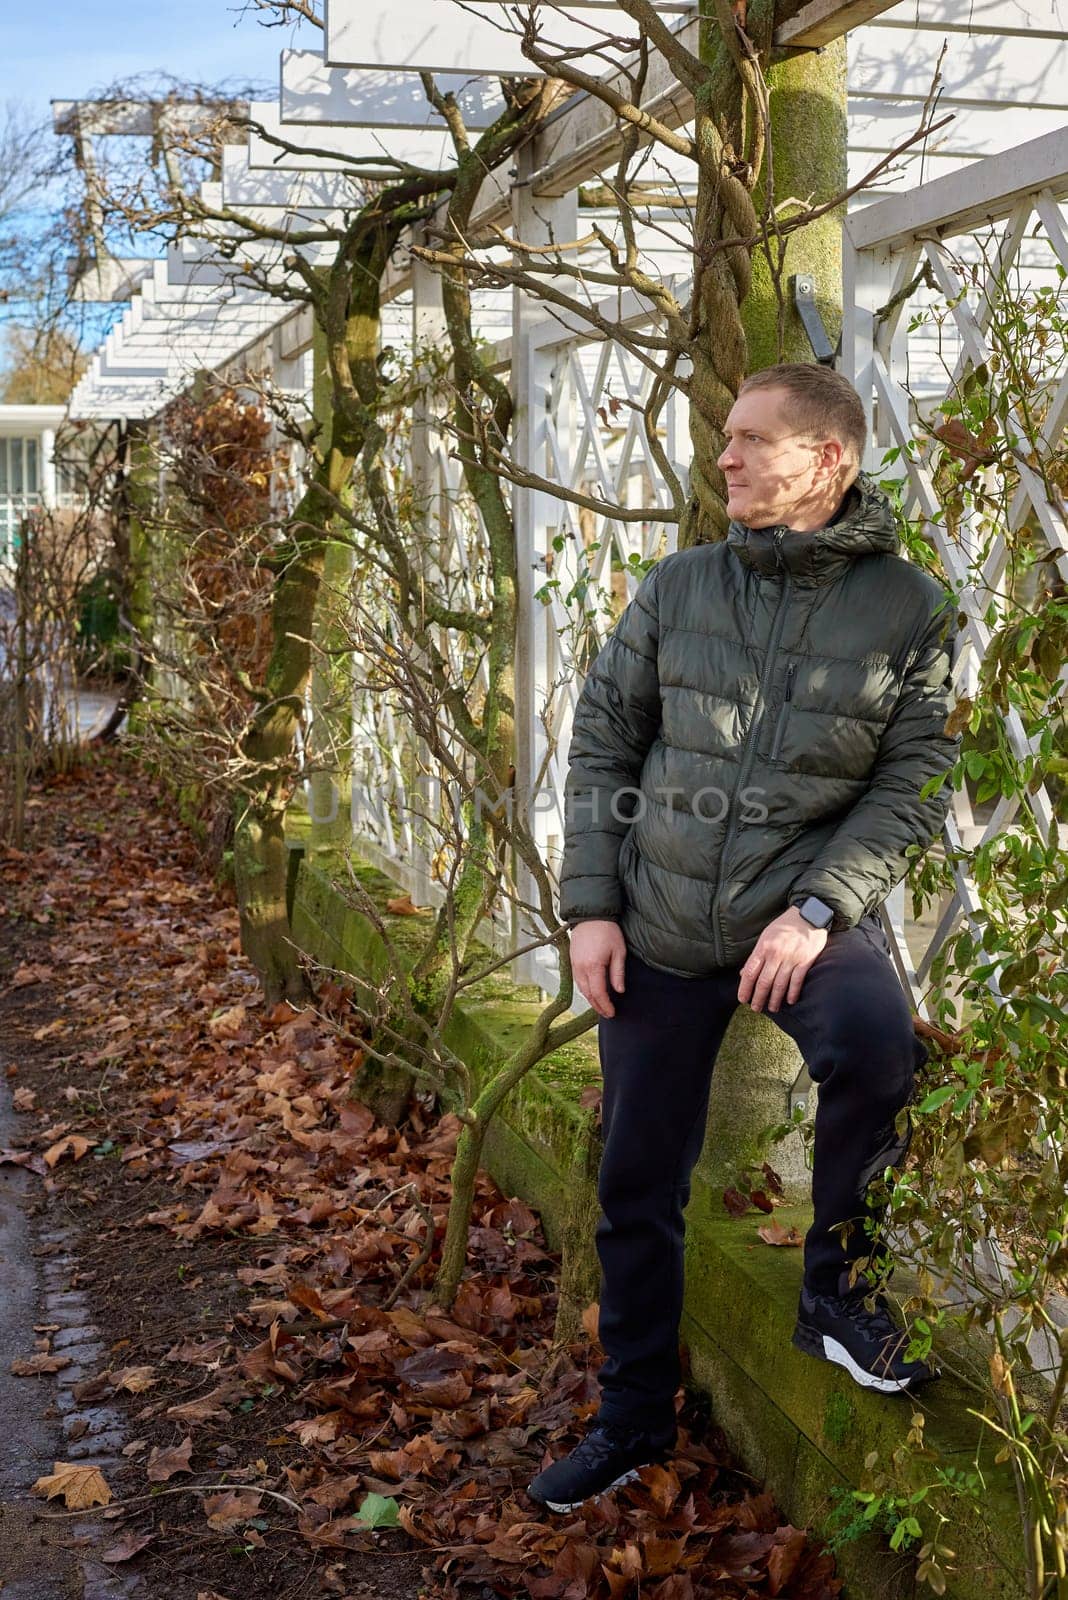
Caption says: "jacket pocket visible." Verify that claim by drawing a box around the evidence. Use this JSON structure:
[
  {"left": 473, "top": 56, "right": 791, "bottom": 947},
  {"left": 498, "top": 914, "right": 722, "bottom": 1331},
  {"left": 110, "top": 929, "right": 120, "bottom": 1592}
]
[{"left": 768, "top": 662, "right": 797, "bottom": 764}]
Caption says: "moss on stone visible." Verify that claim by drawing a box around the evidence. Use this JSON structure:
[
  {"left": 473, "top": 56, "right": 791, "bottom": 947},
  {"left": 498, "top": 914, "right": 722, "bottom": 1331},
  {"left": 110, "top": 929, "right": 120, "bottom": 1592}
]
[
  {"left": 743, "top": 41, "right": 847, "bottom": 371},
  {"left": 822, "top": 1390, "right": 853, "bottom": 1450}
]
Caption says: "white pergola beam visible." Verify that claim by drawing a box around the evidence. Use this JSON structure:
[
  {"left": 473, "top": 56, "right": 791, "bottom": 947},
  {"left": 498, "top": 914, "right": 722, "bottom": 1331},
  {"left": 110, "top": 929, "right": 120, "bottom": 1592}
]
[
  {"left": 167, "top": 235, "right": 339, "bottom": 282},
  {"left": 53, "top": 98, "right": 244, "bottom": 139},
  {"left": 776, "top": 0, "right": 898, "bottom": 48},
  {"left": 846, "top": 123, "right": 1068, "bottom": 250},
  {"left": 200, "top": 177, "right": 341, "bottom": 228},
  {"left": 70, "top": 377, "right": 179, "bottom": 419},
  {"left": 122, "top": 309, "right": 284, "bottom": 346},
  {"left": 280, "top": 50, "right": 506, "bottom": 131},
  {"left": 861, "top": 0, "right": 1066, "bottom": 34},
  {"left": 222, "top": 144, "right": 361, "bottom": 210},
  {"left": 147, "top": 260, "right": 270, "bottom": 306},
  {"left": 324, "top": 0, "right": 691, "bottom": 73},
  {"left": 68, "top": 257, "right": 154, "bottom": 304},
  {"left": 247, "top": 101, "right": 454, "bottom": 173}
]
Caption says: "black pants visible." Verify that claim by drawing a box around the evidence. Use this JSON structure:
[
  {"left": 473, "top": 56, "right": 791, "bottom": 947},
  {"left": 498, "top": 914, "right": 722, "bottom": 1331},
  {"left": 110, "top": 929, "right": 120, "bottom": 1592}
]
[{"left": 594, "top": 913, "right": 928, "bottom": 1435}]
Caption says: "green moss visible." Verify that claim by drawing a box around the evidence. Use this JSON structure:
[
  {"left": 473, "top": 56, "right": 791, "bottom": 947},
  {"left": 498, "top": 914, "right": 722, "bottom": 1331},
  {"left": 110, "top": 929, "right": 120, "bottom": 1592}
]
[
  {"left": 823, "top": 1390, "right": 853, "bottom": 1449},
  {"left": 743, "top": 40, "right": 847, "bottom": 371}
]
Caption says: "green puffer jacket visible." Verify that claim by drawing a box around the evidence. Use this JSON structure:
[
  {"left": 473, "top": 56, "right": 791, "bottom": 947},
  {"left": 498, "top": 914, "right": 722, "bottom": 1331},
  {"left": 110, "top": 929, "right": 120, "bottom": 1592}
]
[{"left": 558, "top": 473, "right": 962, "bottom": 975}]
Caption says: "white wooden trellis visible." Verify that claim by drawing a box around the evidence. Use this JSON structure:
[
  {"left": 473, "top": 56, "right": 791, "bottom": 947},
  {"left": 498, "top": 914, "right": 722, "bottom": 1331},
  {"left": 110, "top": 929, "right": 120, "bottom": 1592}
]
[
  {"left": 509, "top": 296, "right": 689, "bottom": 989},
  {"left": 845, "top": 123, "right": 1068, "bottom": 1017},
  {"left": 344, "top": 129, "right": 1068, "bottom": 1008}
]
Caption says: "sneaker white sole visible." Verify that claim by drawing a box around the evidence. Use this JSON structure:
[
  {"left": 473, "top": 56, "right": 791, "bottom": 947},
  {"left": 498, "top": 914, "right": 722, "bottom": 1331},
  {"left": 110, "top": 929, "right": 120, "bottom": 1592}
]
[
  {"left": 796, "top": 1326, "right": 921, "bottom": 1394},
  {"left": 540, "top": 1466, "right": 643, "bottom": 1513}
]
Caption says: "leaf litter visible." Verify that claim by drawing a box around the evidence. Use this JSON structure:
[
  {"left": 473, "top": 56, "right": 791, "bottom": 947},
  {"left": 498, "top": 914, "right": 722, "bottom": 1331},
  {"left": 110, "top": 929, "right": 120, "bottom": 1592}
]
[{"left": 0, "top": 751, "right": 842, "bottom": 1599}]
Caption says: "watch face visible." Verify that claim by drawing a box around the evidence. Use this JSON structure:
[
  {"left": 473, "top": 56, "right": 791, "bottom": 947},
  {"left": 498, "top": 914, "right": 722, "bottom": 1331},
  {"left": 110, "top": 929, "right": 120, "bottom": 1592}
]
[{"left": 801, "top": 896, "right": 833, "bottom": 929}]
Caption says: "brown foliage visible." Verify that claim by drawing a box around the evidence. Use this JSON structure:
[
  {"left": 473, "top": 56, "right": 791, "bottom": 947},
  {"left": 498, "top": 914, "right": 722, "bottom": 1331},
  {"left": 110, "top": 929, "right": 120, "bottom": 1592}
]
[{"left": 164, "top": 384, "right": 289, "bottom": 703}]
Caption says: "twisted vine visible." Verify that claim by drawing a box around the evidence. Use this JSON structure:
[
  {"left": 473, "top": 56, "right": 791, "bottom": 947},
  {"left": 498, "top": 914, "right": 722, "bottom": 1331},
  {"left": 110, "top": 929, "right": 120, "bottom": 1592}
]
[{"left": 681, "top": 0, "right": 776, "bottom": 546}]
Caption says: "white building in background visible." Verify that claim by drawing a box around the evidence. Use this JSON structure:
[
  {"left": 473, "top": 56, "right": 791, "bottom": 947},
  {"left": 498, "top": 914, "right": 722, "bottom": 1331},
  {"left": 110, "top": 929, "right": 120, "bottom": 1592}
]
[{"left": 0, "top": 405, "right": 66, "bottom": 567}]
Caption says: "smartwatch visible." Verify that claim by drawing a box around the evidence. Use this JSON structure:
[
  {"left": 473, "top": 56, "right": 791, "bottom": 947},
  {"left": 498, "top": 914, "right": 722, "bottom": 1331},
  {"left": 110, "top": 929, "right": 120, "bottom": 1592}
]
[{"left": 794, "top": 894, "right": 835, "bottom": 931}]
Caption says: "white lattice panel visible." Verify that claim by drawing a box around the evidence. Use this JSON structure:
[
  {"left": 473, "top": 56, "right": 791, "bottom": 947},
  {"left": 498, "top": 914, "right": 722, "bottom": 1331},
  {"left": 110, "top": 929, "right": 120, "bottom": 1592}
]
[{"left": 846, "top": 144, "right": 1068, "bottom": 1015}]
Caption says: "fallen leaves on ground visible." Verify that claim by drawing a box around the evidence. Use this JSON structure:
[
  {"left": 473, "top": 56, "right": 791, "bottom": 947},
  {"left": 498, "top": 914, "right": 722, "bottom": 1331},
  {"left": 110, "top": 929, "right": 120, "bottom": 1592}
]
[
  {"left": 43, "top": 1133, "right": 92, "bottom": 1168},
  {"left": 11, "top": 1353, "right": 71, "bottom": 1375},
  {"left": 147, "top": 1436, "right": 194, "bottom": 1481},
  {"left": 101, "top": 1529, "right": 156, "bottom": 1563},
  {"left": 10, "top": 961, "right": 53, "bottom": 989},
  {"left": 111, "top": 1365, "right": 159, "bottom": 1394},
  {"left": 758, "top": 1222, "right": 805, "bottom": 1248},
  {"left": 202, "top": 1489, "right": 264, "bottom": 1530},
  {"left": 1, "top": 752, "right": 842, "bottom": 1600},
  {"left": 0, "top": 1147, "right": 46, "bottom": 1173},
  {"left": 33, "top": 1462, "right": 112, "bottom": 1509}
]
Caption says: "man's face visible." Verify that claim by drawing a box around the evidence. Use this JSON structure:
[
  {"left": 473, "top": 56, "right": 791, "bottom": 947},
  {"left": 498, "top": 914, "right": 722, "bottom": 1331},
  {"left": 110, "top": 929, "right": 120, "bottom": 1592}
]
[{"left": 717, "top": 387, "right": 843, "bottom": 529}]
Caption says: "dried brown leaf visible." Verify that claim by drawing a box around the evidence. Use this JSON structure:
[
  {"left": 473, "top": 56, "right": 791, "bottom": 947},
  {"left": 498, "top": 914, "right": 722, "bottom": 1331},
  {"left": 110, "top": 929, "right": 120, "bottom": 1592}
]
[
  {"left": 202, "top": 1488, "right": 263, "bottom": 1529},
  {"left": 33, "top": 1462, "right": 111, "bottom": 1509},
  {"left": 43, "top": 1134, "right": 91, "bottom": 1169},
  {"left": 757, "top": 1221, "right": 804, "bottom": 1248},
  {"left": 101, "top": 1529, "right": 156, "bottom": 1563},
  {"left": 11, "top": 1354, "right": 70, "bottom": 1376},
  {"left": 147, "top": 1436, "right": 193, "bottom": 1482}
]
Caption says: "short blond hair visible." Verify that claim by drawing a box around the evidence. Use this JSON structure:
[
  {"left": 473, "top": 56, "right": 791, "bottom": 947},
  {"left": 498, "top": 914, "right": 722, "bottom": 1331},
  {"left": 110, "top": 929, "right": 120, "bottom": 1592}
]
[{"left": 738, "top": 363, "right": 867, "bottom": 467}]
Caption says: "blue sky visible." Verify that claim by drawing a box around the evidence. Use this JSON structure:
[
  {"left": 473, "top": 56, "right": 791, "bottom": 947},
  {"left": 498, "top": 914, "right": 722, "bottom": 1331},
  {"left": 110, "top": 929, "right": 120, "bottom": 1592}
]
[
  {"left": 4, "top": 0, "right": 314, "bottom": 123},
  {"left": 0, "top": 2, "right": 317, "bottom": 362}
]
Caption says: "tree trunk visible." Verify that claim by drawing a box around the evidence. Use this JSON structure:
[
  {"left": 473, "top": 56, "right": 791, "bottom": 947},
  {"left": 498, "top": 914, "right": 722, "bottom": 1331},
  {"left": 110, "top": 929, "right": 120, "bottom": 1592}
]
[
  {"left": 234, "top": 222, "right": 396, "bottom": 1005},
  {"left": 351, "top": 91, "right": 554, "bottom": 1123},
  {"left": 743, "top": 40, "right": 847, "bottom": 369},
  {"left": 681, "top": 2, "right": 847, "bottom": 547},
  {"left": 10, "top": 529, "right": 30, "bottom": 849},
  {"left": 232, "top": 470, "right": 333, "bottom": 1005}
]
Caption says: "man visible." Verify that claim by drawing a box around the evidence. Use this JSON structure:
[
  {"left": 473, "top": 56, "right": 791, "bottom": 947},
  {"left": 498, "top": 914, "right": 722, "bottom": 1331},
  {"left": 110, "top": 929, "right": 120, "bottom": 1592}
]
[{"left": 527, "top": 364, "right": 961, "bottom": 1515}]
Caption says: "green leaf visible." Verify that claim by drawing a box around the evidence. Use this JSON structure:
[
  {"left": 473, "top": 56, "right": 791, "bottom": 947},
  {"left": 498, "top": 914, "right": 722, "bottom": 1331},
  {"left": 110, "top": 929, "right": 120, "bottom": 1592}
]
[
  {"left": 353, "top": 1493, "right": 401, "bottom": 1530},
  {"left": 917, "top": 1085, "right": 958, "bottom": 1114}
]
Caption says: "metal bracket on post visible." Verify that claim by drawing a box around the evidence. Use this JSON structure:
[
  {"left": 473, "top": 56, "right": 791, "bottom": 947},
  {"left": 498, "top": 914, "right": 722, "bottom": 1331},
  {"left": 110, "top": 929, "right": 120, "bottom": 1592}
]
[{"left": 790, "top": 274, "right": 837, "bottom": 367}]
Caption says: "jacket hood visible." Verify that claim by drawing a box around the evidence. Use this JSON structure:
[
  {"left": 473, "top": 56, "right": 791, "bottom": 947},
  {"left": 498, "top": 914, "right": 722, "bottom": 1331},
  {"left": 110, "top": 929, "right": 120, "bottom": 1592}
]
[{"left": 726, "top": 472, "right": 900, "bottom": 586}]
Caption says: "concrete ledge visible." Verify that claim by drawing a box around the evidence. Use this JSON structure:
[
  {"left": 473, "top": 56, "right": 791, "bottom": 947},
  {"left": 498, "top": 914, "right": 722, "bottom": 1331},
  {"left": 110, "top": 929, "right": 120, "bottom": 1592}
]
[
  {"left": 685, "top": 1208, "right": 1024, "bottom": 1600},
  {"left": 288, "top": 836, "right": 1027, "bottom": 1600}
]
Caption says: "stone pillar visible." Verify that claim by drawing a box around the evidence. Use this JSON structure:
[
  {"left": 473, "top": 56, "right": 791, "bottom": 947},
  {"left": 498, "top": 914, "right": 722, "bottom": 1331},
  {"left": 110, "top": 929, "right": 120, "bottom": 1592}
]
[
  {"left": 511, "top": 144, "right": 578, "bottom": 994},
  {"left": 407, "top": 233, "right": 451, "bottom": 909}
]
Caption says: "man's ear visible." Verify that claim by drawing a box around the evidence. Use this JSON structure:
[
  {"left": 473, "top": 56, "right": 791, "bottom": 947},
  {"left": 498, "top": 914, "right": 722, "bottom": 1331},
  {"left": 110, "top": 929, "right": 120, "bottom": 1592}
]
[{"left": 816, "top": 438, "right": 845, "bottom": 482}]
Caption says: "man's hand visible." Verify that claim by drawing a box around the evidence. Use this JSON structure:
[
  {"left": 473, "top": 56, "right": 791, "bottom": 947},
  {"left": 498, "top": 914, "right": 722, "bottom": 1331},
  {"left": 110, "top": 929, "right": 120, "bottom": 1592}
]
[
  {"left": 570, "top": 920, "right": 628, "bottom": 1019},
  {"left": 737, "top": 907, "right": 829, "bottom": 1013}
]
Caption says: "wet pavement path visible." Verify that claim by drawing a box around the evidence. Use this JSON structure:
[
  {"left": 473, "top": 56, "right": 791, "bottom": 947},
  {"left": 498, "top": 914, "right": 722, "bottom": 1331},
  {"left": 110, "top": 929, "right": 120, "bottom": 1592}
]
[{"left": 0, "top": 1071, "right": 139, "bottom": 1600}]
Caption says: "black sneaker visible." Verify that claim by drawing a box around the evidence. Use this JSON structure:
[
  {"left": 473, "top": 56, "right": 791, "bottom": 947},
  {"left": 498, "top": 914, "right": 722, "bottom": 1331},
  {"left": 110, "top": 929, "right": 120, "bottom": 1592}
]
[
  {"left": 793, "top": 1285, "right": 940, "bottom": 1394},
  {"left": 527, "top": 1421, "right": 674, "bottom": 1513}
]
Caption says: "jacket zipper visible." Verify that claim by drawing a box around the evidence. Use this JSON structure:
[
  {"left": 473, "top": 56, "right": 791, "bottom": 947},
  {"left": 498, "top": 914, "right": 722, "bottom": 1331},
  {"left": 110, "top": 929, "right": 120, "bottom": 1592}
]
[
  {"left": 768, "top": 662, "right": 797, "bottom": 764},
  {"left": 710, "top": 529, "right": 793, "bottom": 967}
]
